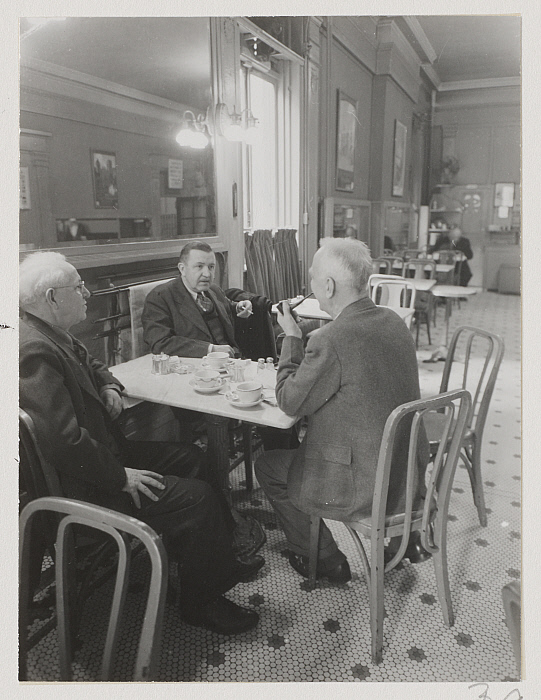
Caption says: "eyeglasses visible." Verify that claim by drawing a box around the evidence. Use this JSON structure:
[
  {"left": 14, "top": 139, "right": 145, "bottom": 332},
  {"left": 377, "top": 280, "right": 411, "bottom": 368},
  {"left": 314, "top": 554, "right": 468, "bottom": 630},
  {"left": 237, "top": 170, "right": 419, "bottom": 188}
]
[{"left": 52, "top": 281, "right": 87, "bottom": 294}]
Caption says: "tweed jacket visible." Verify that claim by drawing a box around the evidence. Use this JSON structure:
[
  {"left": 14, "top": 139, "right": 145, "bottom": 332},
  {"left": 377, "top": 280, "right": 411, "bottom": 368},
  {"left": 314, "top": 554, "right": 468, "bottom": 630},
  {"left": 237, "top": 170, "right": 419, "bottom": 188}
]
[
  {"left": 19, "top": 313, "right": 128, "bottom": 507},
  {"left": 142, "top": 277, "right": 238, "bottom": 357},
  {"left": 276, "top": 297, "right": 428, "bottom": 521}
]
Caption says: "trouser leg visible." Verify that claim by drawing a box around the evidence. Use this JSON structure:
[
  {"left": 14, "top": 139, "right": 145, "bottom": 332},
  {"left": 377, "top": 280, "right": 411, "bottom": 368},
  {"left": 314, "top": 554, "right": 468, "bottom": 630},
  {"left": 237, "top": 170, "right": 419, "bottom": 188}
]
[
  {"left": 255, "top": 449, "right": 344, "bottom": 567},
  {"left": 138, "top": 475, "right": 239, "bottom": 606}
]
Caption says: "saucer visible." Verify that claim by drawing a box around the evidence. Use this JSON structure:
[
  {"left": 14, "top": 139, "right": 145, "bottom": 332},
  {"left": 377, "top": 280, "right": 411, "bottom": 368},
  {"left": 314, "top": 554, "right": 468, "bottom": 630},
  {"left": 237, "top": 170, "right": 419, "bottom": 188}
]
[
  {"left": 224, "top": 392, "right": 263, "bottom": 408},
  {"left": 189, "top": 379, "right": 223, "bottom": 394},
  {"left": 201, "top": 360, "right": 234, "bottom": 373}
]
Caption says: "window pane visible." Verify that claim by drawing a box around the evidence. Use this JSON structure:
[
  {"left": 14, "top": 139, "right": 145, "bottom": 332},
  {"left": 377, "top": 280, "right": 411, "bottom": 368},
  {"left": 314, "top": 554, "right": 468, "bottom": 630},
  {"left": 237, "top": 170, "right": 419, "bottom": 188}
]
[{"left": 249, "top": 74, "right": 277, "bottom": 229}]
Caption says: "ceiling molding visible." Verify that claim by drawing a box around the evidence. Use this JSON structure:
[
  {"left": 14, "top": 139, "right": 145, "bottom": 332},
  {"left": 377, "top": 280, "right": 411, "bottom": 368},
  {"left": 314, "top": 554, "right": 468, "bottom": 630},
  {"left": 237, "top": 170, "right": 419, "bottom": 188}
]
[
  {"left": 439, "top": 76, "right": 521, "bottom": 92},
  {"left": 421, "top": 63, "right": 441, "bottom": 90},
  {"left": 394, "top": 16, "right": 438, "bottom": 64},
  {"left": 21, "top": 57, "right": 191, "bottom": 114}
]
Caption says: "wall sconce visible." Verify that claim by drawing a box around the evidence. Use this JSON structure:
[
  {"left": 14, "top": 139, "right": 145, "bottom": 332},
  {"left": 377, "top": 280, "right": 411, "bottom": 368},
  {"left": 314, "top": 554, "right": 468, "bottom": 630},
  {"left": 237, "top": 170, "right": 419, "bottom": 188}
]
[
  {"left": 216, "top": 103, "right": 260, "bottom": 144},
  {"left": 175, "top": 110, "right": 210, "bottom": 149}
]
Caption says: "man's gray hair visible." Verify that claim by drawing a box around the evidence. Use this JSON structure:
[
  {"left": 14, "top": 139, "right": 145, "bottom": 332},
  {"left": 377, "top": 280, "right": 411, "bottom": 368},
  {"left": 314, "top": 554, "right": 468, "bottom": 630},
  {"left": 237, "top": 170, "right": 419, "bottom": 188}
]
[
  {"left": 319, "top": 238, "right": 373, "bottom": 292},
  {"left": 19, "top": 251, "right": 75, "bottom": 308}
]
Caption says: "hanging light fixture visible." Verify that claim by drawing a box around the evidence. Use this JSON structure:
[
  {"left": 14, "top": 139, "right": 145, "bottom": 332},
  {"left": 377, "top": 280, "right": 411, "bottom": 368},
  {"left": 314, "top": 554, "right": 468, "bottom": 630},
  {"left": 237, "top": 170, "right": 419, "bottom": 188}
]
[{"left": 175, "top": 110, "right": 210, "bottom": 149}]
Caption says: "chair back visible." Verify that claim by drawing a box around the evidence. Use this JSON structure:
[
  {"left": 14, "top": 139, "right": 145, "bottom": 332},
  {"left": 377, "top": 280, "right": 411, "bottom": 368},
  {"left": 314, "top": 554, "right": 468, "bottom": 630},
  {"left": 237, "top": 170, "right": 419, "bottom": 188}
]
[
  {"left": 369, "top": 275, "right": 416, "bottom": 310},
  {"left": 403, "top": 249, "right": 423, "bottom": 261},
  {"left": 225, "top": 289, "right": 277, "bottom": 362},
  {"left": 370, "top": 389, "right": 472, "bottom": 564},
  {"left": 19, "top": 408, "right": 63, "bottom": 501},
  {"left": 20, "top": 497, "right": 168, "bottom": 682},
  {"left": 434, "top": 249, "right": 458, "bottom": 265},
  {"left": 439, "top": 326, "right": 504, "bottom": 438},
  {"left": 403, "top": 258, "right": 437, "bottom": 280},
  {"left": 372, "top": 258, "right": 392, "bottom": 275},
  {"left": 127, "top": 278, "right": 175, "bottom": 359}
]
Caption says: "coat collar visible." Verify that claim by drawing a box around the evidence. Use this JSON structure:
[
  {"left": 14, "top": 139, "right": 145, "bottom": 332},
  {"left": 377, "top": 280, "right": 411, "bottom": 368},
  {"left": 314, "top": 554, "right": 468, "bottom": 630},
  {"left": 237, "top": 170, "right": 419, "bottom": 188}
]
[{"left": 22, "top": 313, "right": 103, "bottom": 403}]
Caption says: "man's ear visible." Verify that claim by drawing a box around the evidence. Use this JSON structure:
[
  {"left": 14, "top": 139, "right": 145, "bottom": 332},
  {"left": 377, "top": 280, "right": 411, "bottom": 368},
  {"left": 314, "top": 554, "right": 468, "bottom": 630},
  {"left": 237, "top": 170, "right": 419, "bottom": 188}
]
[
  {"left": 45, "top": 288, "right": 57, "bottom": 307},
  {"left": 177, "top": 262, "right": 184, "bottom": 276},
  {"left": 325, "top": 276, "right": 336, "bottom": 299}
]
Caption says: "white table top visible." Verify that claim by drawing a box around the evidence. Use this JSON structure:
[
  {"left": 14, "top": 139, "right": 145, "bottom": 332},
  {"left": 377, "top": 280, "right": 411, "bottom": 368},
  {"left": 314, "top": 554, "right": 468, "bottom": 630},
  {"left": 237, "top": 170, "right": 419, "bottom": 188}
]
[
  {"left": 291, "top": 297, "right": 414, "bottom": 324},
  {"left": 431, "top": 285, "right": 478, "bottom": 298},
  {"left": 407, "top": 278, "right": 437, "bottom": 292},
  {"left": 110, "top": 356, "right": 298, "bottom": 430},
  {"left": 392, "top": 262, "right": 454, "bottom": 274}
]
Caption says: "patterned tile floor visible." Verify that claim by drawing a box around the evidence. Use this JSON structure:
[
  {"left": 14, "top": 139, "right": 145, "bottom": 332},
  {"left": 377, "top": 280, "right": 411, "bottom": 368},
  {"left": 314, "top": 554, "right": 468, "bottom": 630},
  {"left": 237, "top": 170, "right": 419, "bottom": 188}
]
[{"left": 25, "top": 291, "right": 521, "bottom": 682}]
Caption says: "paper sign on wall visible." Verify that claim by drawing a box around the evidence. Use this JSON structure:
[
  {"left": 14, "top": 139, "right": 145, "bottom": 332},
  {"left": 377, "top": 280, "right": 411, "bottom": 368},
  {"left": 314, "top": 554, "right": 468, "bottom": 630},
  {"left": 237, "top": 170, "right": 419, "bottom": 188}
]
[
  {"left": 168, "top": 159, "right": 183, "bottom": 189},
  {"left": 497, "top": 206, "right": 509, "bottom": 219}
]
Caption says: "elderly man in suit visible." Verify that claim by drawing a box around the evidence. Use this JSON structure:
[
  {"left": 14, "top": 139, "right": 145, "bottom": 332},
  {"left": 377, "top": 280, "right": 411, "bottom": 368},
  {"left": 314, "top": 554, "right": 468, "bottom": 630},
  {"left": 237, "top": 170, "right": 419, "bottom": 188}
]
[
  {"left": 255, "top": 239, "right": 430, "bottom": 583},
  {"left": 142, "top": 241, "right": 253, "bottom": 358},
  {"left": 19, "top": 251, "right": 264, "bottom": 634}
]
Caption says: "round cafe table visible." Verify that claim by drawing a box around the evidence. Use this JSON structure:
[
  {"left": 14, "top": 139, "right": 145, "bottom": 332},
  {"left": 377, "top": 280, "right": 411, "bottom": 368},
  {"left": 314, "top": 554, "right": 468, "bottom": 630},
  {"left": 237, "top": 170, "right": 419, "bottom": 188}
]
[{"left": 425, "top": 285, "right": 478, "bottom": 361}]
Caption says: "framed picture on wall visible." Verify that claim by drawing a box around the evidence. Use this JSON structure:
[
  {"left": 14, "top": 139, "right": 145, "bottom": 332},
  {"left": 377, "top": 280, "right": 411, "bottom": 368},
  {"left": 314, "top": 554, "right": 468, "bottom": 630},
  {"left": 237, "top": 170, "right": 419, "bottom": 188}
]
[
  {"left": 335, "top": 91, "right": 357, "bottom": 192},
  {"left": 91, "top": 150, "right": 119, "bottom": 208},
  {"left": 392, "top": 120, "right": 407, "bottom": 197}
]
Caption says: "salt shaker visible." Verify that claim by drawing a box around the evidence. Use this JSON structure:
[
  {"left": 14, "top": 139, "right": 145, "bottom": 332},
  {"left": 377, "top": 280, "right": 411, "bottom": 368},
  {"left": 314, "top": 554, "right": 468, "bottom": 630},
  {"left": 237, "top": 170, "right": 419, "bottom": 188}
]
[
  {"left": 265, "top": 357, "right": 275, "bottom": 370},
  {"left": 151, "top": 353, "right": 169, "bottom": 375},
  {"left": 231, "top": 361, "right": 245, "bottom": 383},
  {"left": 256, "top": 358, "right": 265, "bottom": 374}
]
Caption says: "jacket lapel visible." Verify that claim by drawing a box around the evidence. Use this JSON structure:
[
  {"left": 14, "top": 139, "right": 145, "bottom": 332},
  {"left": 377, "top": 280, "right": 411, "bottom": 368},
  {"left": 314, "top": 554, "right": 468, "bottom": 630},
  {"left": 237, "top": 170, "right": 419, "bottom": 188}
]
[
  {"left": 171, "top": 278, "right": 211, "bottom": 336},
  {"left": 207, "top": 288, "right": 236, "bottom": 345}
]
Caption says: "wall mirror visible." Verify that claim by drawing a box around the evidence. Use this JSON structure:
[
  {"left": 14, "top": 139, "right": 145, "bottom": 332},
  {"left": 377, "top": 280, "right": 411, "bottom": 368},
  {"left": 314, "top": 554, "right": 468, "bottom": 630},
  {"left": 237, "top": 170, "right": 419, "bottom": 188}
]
[{"left": 20, "top": 17, "right": 216, "bottom": 249}]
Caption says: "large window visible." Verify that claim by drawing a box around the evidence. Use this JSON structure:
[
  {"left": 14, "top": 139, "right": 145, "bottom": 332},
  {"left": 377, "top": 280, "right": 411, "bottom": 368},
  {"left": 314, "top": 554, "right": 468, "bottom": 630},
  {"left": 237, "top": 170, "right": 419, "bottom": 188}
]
[{"left": 240, "top": 54, "right": 300, "bottom": 232}]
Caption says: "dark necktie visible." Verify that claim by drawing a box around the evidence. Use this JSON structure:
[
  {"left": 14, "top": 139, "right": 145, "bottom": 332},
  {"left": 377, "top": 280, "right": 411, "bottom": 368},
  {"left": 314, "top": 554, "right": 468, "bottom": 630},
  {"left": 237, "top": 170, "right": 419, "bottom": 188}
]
[
  {"left": 196, "top": 292, "right": 213, "bottom": 314},
  {"left": 71, "top": 336, "right": 89, "bottom": 367}
]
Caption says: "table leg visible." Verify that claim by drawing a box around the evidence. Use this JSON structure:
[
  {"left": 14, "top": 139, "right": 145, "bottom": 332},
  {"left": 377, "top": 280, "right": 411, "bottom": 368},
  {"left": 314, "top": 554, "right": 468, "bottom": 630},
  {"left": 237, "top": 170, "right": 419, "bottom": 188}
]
[{"left": 204, "top": 414, "right": 232, "bottom": 499}]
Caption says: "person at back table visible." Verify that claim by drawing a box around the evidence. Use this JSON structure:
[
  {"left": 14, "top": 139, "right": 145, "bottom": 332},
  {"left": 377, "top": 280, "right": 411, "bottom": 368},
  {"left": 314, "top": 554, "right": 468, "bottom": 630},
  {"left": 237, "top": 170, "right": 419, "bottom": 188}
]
[
  {"left": 142, "top": 241, "right": 253, "bottom": 358},
  {"left": 430, "top": 225, "right": 473, "bottom": 286},
  {"left": 255, "top": 238, "right": 430, "bottom": 584}
]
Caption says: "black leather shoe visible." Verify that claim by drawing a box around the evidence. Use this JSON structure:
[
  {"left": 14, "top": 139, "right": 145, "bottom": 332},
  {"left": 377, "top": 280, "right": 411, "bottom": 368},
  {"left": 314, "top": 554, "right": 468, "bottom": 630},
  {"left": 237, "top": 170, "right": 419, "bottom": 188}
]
[
  {"left": 181, "top": 596, "right": 259, "bottom": 635},
  {"left": 288, "top": 552, "right": 351, "bottom": 583},
  {"left": 386, "top": 535, "right": 432, "bottom": 565},
  {"left": 234, "top": 553, "right": 265, "bottom": 581},
  {"left": 232, "top": 515, "right": 267, "bottom": 557}
]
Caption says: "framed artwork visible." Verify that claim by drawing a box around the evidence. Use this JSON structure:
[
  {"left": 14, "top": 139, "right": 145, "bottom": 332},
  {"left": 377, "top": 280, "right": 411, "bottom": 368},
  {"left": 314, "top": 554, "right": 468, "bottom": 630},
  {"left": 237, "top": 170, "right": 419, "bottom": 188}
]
[
  {"left": 392, "top": 120, "right": 407, "bottom": 197},
  {"left": 335, "top": 91, "right": 357, "bottom": 192},
  {"left": 91, "top": 150, "right": 118, "bottom": 208}
]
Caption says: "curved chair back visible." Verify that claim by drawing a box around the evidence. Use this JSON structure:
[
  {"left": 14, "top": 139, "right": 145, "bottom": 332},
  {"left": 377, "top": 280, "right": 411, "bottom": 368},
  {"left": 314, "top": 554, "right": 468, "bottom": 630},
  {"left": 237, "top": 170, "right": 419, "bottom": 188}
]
[
  {"left": 403, "top": 258, "right": 437, "bottom": 280},
  {"left": 369, "top": 275, "right": 416, "bottom": 310},
  {"left": 439, "top": 326, "right": 504, "bottom": 438},
  {"left": 434, "top": 249, "right": 458, "bottom": 266},
  {"left": 403, "top": 249, "right": 423, "bottom": 261},
  {"left": 19, "top": 408, "right": 63, "bottom": 501},
  {"left": 20, "top": 497, "right": 168, "bottom": 682},
  {"left": 372, "top": 258, "right": 392, "bottom": 275}
]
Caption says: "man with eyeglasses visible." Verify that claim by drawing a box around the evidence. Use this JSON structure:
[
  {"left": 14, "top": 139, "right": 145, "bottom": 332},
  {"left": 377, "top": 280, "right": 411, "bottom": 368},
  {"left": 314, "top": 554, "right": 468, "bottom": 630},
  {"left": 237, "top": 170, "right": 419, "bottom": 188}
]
[{"left": 19, "top": 251, "right": 264, "bottom": 634}]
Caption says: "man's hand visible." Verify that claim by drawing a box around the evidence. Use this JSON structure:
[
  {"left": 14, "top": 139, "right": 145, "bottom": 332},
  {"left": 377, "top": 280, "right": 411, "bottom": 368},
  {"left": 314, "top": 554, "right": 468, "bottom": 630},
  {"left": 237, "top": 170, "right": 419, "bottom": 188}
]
[
  {"left": 100, "top": 388, "right": 123, "bottom": 420},
  {"left": 276, "top": 301, "right": 303, "bottom": 339},
  {"left": 122, "top": 468, "right": 166, "bottom": 509},
  {"left": 235, "top": 300, "right": 253, "bottom": 318},
  {"left": 212, "top": 344, "right": 236, "bottom": 356}
]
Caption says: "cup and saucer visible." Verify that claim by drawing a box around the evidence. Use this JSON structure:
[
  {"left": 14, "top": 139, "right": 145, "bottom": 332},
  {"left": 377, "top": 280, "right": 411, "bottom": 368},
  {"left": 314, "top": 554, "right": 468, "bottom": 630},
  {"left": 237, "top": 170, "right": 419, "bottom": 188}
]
[
  {"left": 190, "top": 369, "right": 226, "bottom": 394},
  {"left": 201, "top": 351, "right": 234, "bottom": 374},
  {"left": 225, "top": 381, "right": 264, "bottom": 408}
]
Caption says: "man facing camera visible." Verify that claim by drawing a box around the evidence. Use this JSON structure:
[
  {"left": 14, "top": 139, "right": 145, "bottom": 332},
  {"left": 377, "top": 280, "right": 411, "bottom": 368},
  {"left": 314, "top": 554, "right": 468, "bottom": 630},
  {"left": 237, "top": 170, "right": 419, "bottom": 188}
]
[
  {"left": 255, "top": 239, "right": 430, "bottom": 583},
  {"left": 19, "top": 251, "right": 263, "bottom": 634},
  {"left": 142, "top": 241, "right": 252, "bottom": 358}
]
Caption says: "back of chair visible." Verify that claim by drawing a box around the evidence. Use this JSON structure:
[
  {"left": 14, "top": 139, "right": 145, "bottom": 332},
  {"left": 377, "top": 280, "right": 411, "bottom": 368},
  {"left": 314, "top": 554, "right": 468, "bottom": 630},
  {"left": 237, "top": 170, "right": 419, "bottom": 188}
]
[
  {"left": 439, "top": 326, "right": 504, "bottom": 437},
  {"left": 403, "top": 249, "right": 423, "bottom": 261},
  {"left": 19, "top": 497, "right": 168, "bottom": 682},
  {"left": 128, "top": 278, "right": 175, "bottom": 360},
  {"left": 369, "top": 276, "right": 416, "bottom": 310},
  {"left": 225, "top": 289, "right": 277, "bottom": 362},
  {"left": 370, "top": 389, "right": 472, "bottom": 562},
  {"left": 19, "top": 408, "right": 63, "bottom": 501},
  {"left": 372, "top": 258, "right": 392, "bottom": 275},
  {"left": 403, "top": 259, "right": 437, "bottom": 280},
  {"left": 435, "top": 249, "right": 458, "bottom": 265}
]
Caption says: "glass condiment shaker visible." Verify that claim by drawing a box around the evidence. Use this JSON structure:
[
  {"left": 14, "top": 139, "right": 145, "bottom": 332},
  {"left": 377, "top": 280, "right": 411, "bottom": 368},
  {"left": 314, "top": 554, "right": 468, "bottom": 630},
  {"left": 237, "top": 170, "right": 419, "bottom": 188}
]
[
  {"left": 151, "top": 353, "right": 169, "bottom": 375},
  {"left": 256, "top": 358, "right": 265, "bottom": 374},
  {"left": 230, "top": 361, "right": 245, "bottom": 383},
  {"left": 266, "top": 357, "right": 275, "bottom": 370}
]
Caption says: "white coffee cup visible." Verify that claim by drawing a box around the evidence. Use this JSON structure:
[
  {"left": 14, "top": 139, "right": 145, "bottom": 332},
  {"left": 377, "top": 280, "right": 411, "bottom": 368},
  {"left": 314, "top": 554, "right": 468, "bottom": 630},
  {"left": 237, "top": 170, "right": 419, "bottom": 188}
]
[
  {"left": 194, "top": 369, "right": 224, "bottom": 388},
  {"left": 203, "top": 351, "right": 230, "bottom": 369},
  {"left": 231, "top": 381, "right": 263, "bottom": 404}
]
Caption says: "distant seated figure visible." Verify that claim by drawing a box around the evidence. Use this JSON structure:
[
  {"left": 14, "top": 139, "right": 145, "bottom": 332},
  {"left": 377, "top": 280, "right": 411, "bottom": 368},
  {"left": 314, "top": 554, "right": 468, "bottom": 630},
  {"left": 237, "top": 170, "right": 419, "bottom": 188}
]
[
  {"left": 430, "top": 226, "right": 473, "bottom": 286},
  {"left": 142, "top": 241, "right": 253, "bottom": 358},
  {"left": 383, "top": 235, "right": 395, "bottom": 253},
  {"left": 57, "top": 218, "right": 88, "bottom": 243}
]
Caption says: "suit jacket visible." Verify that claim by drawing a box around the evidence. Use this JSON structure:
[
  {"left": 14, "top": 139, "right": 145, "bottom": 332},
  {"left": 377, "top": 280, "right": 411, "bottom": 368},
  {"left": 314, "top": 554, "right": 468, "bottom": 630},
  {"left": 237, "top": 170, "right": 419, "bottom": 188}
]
[
  {"left": 19, "top": 313, "right": 128, "bottom": 508},
  {"left": 142, "top": 277, "right": 238, "bottom": 357},
  {"left": 276, "top": 297, "right": 429, "bottom": 522},
  {"left": 431, "top": 234, "right": 473, "bottom": 286}
]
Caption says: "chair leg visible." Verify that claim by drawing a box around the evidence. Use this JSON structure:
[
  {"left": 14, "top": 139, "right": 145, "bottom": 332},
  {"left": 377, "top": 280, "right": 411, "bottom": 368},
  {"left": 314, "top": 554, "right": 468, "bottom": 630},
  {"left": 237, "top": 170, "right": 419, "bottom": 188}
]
[
  {"left": 426, "top": 313, "right": 431, "bottom": 345},
  {"left": 468, "top": 441, "right": 488, "bottom": 527},
  {"left": 308, "top": 516, "right": 321, "bottom": 590},
  {"left": 370, "top": 540, "right": 385, "bottom": 664},
  {"left": 242, "top": 424, "right": 254, "bottom": 491},
  {"left": 432, "top": 540, "right": 454, "bottom": 627},
  {"left": 415, "top": 314, "right": 420, "bottom": 348}
]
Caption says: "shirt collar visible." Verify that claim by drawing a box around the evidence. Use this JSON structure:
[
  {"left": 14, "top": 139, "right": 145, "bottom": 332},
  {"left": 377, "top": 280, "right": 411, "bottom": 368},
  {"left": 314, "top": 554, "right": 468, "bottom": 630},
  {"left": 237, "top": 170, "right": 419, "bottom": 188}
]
[{"left": 181, "top": 277, "right": 201, "bottom": 302}]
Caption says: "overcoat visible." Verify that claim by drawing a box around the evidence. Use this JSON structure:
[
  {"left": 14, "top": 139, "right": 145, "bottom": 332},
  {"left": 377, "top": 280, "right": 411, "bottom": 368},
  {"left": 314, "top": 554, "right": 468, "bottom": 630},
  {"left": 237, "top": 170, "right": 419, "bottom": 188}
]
[{"left": 276, "top": 297, "right": 429, "bottom": 521}]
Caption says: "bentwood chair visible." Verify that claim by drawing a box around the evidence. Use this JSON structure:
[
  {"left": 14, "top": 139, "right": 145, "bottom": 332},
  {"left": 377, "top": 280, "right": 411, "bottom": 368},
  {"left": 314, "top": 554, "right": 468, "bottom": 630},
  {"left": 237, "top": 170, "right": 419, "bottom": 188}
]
[
  {"left": 308, "top": 389, "right": 472, "bottom": 663},
  {"left": 422, "top": 326, "right": 504, "bottom": 526},
  {"left": 369, "top": 275, "right": 416, "bottom": 329},
  {"left": 20, "top": 497, "right": 167, "bottom": 681},
  {"left": 372, "top": 258, "right": 393, "bottom": 275},
  {"left": 502, "top": 580, "right": 521, "bottom": 677},
  {"left": 403, "top": 259, "right": 437, "bottom": 347}
]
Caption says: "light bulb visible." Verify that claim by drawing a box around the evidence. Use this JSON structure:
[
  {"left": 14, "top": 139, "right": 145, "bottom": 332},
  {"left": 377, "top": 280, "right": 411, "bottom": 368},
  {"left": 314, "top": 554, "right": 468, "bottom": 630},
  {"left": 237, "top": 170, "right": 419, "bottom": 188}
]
[{"left": 223, "top": 123, "right": 244, "bottom": 142}]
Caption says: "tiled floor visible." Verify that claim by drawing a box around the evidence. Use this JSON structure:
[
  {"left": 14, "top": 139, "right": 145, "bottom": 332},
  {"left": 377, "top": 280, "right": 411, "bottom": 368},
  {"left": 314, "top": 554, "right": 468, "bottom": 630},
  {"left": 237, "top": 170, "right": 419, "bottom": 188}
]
[{"left": 25, "top": 291, "right": 521, "bottom": 682}]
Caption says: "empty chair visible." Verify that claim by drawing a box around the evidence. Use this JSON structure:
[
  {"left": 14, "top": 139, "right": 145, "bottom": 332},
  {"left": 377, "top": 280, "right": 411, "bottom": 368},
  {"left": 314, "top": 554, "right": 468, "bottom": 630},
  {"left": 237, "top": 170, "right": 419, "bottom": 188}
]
[
  {"left": 502, "top": 581, "right": 521, "bottom": 677},
  {"left": 372, "top": 258, "right": 392, "bottom": 275},
  {"left": 308, "top": 389, "right": 472, "bottom": 663},
  {"left": 422, "top": 326, "right": 504, "bottom": 526},
  {"left": 403, "top": 259, "right": 437, "bottom": 347},
  {"left": 369, "top": 275, "right": 416, "bottom": 329},
  {"left": 402, "top": 249, "right": 423, "bottom": 261},
  {"left": 20, "top": 497, "right": 167, "bottom": 681}
]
